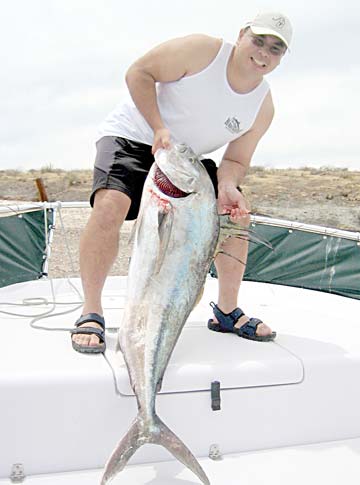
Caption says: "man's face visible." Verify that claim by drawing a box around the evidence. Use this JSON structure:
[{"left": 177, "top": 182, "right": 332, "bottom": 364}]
[{"left": 238, "top": 28, "right": 287, "bottom": 74}]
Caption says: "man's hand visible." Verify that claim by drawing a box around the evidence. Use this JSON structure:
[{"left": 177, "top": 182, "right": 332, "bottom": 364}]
[
  {"left": 152, "top": 128, "right": 172, "bottom": 154},
  {"left": 217, "top": 184, "right": 250, "bottom": 223}
]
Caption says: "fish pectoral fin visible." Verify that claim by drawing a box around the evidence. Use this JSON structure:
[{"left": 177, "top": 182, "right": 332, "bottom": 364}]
[
  {"left": 154, "top": 208, "right": 173, "bottom": 274},
  {"left": 128, "top": 218, "right": 138, "bottom": 245},
  {"left": 129, "top": 198, "right": 146, "bottom": 244}
]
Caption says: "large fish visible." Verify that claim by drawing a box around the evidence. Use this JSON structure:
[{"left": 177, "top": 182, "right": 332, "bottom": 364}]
[{"left": 101, "top": 144, "right": 219, "bottom": 484}]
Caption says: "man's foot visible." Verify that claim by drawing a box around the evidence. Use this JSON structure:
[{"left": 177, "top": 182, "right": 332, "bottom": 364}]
[
  {"left": 71, "top": 322, "right": 103, "bottom": 347},
  {"left": 208, "top": 302, "right": 276, "bottom": 341},
  {"left": 212, "top": 314, "right": 273, "bottom": 336},
  {"left": 71, "top": 313, "right": 106, "bottom": 353}
]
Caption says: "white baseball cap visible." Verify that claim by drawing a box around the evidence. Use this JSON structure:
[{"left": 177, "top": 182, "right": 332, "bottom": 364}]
[{"left": 245, "top": 11, "right": 293, "bottom": 49}]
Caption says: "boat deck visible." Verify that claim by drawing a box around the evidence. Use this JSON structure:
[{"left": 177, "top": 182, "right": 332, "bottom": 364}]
[
  {"left": 2, "top": 437, "right": 360, "bottom": 485},
  {"left": 1, "top": 276, "right": 360, "bottom": 483}
]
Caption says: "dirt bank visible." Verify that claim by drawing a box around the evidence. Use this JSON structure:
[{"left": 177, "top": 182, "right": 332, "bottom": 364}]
[{"left": 1, "top": 166, "right": 359, "bottom": 278}]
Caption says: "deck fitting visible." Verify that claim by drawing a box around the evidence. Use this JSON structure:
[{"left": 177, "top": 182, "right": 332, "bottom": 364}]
[{"left": 10, "top": 463, "right": 25, "bottom": 483}]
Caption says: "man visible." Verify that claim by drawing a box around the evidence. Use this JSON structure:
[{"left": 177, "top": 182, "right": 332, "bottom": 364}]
[{"left": 71, "top": 11, "right": 293, "bottom": 353}]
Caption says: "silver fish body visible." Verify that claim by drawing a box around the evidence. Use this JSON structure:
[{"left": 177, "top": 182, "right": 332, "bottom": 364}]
[{"left": 101, "top": 144, "right": 219, "bottom": 484}]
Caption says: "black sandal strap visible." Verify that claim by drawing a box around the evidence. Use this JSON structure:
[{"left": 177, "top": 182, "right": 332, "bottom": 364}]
[
  {"left": 75, "top": 313, "right": 105, "bottom": 330},
  {"left": 209, "top": 301, "right": 244, "bottom": 331},
  {"left": 70, "top": 326, "right": 105, "bottom": 343},
  {"left": 236, "top": 317, "right": 263, "bottom": 338}
]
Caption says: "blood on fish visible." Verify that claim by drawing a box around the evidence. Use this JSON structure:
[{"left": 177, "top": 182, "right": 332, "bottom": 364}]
[{"left": 149, "top": 188, "right": 171, "bottom": 212}]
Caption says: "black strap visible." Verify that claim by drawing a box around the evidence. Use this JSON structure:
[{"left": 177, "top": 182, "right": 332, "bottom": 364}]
[
  {"left": 237, "top": 318, "right": 263, "bottom": 337},
  {"left": 209, "top": 301, "right": 244, "bottom": 331},
  {"left": 75, "top": 313, "right": 105, "bottom": 330},
  {"left": 70, "top": 326, "right": 105, "bottom": 343}
]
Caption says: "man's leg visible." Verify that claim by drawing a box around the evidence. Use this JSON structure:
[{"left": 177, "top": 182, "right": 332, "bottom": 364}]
[
  {"left": 212, "top": 214, "right": 273, "bottom": 336},
  {"left": 72, "top": 189, "right": 131, "bottom": 348}
]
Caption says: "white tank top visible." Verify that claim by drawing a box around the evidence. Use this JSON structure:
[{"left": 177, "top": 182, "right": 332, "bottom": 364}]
[{"left": 97, "top": 41, "right": 270, "bottom": 156}]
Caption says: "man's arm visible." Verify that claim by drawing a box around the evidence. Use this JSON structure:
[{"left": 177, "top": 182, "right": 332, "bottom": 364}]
[
  {"left": 125, "top": 35, "right": 222, "bottom": 153},
  {"left": 217, "top": 91, "right": 275, "bottom": 220}
]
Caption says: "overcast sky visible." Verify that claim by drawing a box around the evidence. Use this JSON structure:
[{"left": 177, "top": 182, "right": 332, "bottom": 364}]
[{"left": 1, "top": 0, "right": 360, "bottom": 171}]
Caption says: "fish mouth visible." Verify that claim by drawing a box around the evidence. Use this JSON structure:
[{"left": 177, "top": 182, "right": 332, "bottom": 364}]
[{"left": 153, "top": 165, "right": 190, "bottom": 198}]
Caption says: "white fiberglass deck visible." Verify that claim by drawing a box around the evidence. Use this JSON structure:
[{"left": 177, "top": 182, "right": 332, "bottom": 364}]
[
  {"left": 1, "top": 275, "right": 360, "bottom": 483},
  {"left": 2, "top": 438, "right": 360, "bottom": 485}
]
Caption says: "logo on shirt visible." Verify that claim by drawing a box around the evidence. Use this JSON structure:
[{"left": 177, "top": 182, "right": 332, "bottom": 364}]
[{"left": 224, "top": 117, "right": 243, "bottom": 134}]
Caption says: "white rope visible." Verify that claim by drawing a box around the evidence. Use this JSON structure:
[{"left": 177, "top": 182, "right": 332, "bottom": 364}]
[{"left": 0, "top": 203, "right": 84, "bottom": 327}]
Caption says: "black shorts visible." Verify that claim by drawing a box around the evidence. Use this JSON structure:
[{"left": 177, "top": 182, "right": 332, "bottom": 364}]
[{"left": 91, "top": 136, "right": 219, "bottom": 220}]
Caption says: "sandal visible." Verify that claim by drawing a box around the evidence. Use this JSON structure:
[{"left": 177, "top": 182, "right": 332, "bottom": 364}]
[
  {"left": 207, "top": 302, "right": 276, "bottom": 342},
  {"left": 70, "top": 313, "right": 106, "bottom": 354}
]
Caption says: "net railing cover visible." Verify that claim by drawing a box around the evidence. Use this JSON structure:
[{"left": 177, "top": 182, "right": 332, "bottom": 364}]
[
  {"left": 0, "top": 204, "right": 359, "bottom": 300},
  {"left": 213, "top": 222, "right": 360, "bottom": 300},
  {"left": 0, "top": 209, "right": 54, "bottom": 288}
]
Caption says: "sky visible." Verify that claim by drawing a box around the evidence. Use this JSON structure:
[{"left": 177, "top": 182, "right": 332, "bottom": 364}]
[{"left": 1, "top": 0, "right": 360, "bottom": 171}]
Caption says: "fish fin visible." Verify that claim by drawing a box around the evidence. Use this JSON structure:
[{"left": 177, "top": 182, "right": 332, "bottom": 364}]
[
  {"left": 154, "top": 208, "right": 173, "bottom": 274},
  {"left": 153, "top": 415, "right": 210, "bottom": 485},
  {"left": 156, "top": 376, "right": 163, "bottom": 393},
  {"left": 101, "top": 413, "right": 210, "bottom": 485},
  {"left": 128, "top": 219, "right": 138, "bottom": 245},
  {"left": 101, "top": 418, "right": 142, "bottom": 485},
  {"left": 129, "top": 193, "right": 147, "bottom": 244}
]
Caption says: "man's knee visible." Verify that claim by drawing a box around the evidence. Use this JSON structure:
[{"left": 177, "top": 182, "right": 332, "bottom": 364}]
[{"left": 92, "top": 189, "right": 132, "bottom": 229}]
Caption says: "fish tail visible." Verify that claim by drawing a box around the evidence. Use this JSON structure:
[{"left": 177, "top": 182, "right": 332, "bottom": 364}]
[
  {"left": 101, "top": 413, "right": 210, "bottom": 485},
  {"left": 151, "top": 414, "right": 210, "bottom": 485},
  {"left": 100, "top": 417, "right": 142, "bottom": 485}
]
